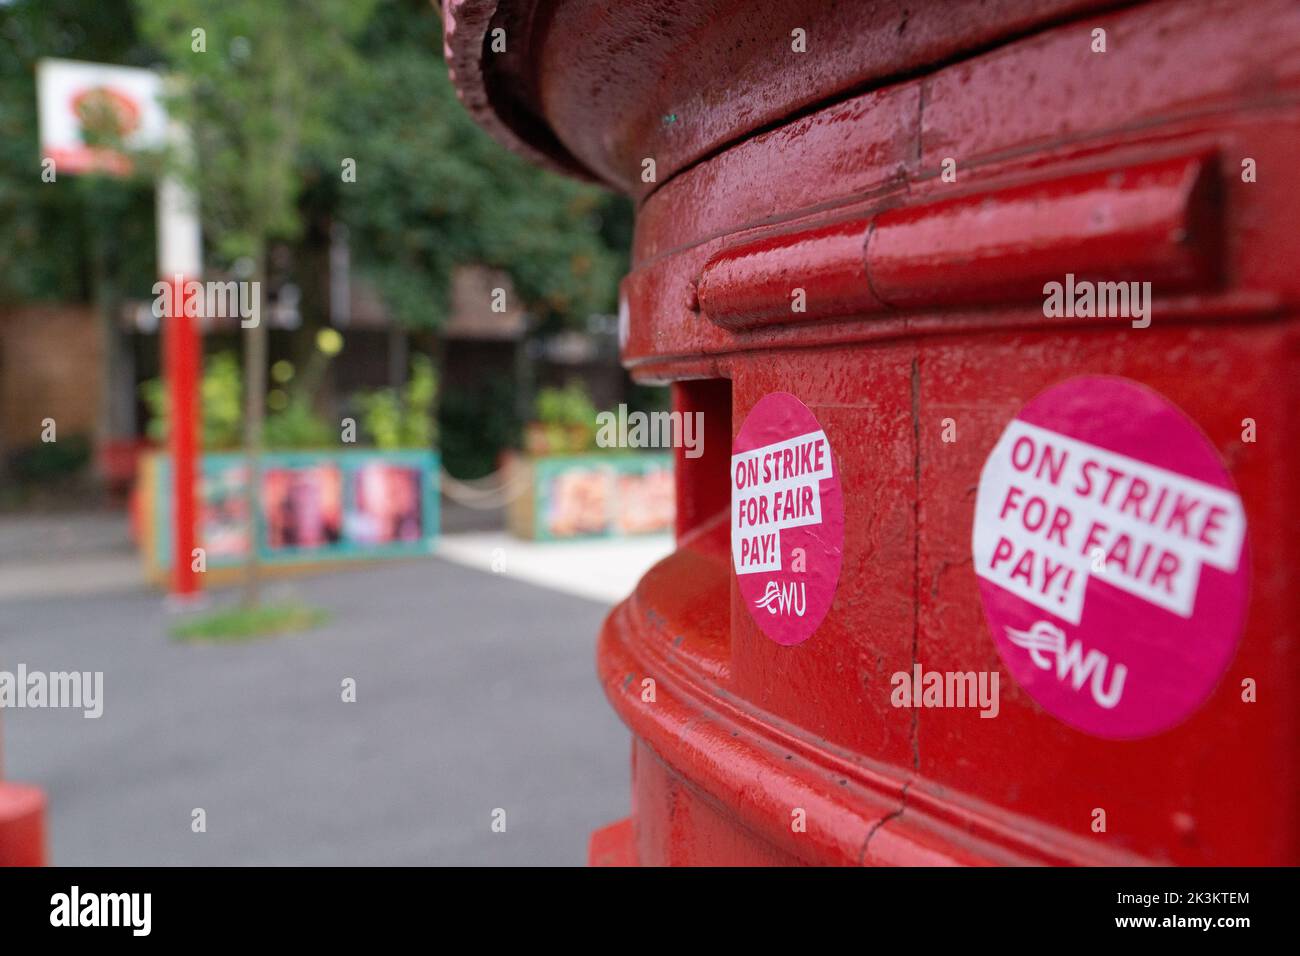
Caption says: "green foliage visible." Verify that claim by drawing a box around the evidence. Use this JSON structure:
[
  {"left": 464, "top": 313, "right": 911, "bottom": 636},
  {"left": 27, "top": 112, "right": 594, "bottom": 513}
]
[
  {"left": 141, "top": 351, "right": 244, "bottom": 449},
  {"left": 170, "top": 602, "right": 330, "bottom": 642},
  {"left": 9, "top": 432, "right": 92, "bottom": 481},
  {"left": 262, "top": 396, "right": 336, "bottom": 450},
  {"left": 628, "top": 382, "right": 671, "bottom": 414},
  {"left": 198, "top": 351, "right": 245, "bottom": 446},
  {"left": 142, "top": 350, "right": 339, "bottom": 450},
  {"left": 531, "top": 381, "right": 598, "bottom": 453},
  {"left": 354, "top": 354, "right": 438, "bottom": 450},
  {"left": 535, "top": 382, "right": 597, "bottom": 428},
  {"left": 133, "top": 0, "right": 377, "bottom": 268},
  {"left": 2, "top": 0, "right": 631, "bottom": 329},
  {"left": 1, "top": 0, "right": 634, "bottom": 490},
  {"left": 330, "top": 0, "right": 631, "bottom": 329},
  {"left": 144, "top": 348, "right": 440, "bottom": 452},
  {"left": 438, "top": 374, "right": 518, "bottom": 479},
  {"left": 0, "top": 0, "right": 157, "bottom": 304}
]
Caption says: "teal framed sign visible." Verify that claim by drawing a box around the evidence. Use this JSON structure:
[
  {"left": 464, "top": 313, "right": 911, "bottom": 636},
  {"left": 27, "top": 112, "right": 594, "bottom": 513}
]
[
  {"left": 531, "top": 452, "right": 672, "bottom": 541},
  {"left": 153, "top": 449, "right": 439, "bottom": 569}
]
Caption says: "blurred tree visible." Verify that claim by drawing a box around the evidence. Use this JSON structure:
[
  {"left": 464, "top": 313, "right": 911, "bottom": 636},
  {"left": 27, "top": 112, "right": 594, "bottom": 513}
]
[
  {"left": 0, "top": 0, "right": 632, "bottom": 497},
  {"left": 355, "top": 354, "right": 438, "bottom": 450},
  {"left": 1, "top": 0, "right": 631, "bottom": 328},
  {"left": 0, "top": 0, "right": 157, "bottom": 305},
  {"left": 439, "top": 375, "right": 518, "bottom": 478},
  {"left": 325, "top": 0, "right": 632, "bottom": 331},
  {"left": 134, "top": 0, "right": 377, "bottom": 606},
  {"left": 0, "top": 0, "right": 159, "bottom": 467}
]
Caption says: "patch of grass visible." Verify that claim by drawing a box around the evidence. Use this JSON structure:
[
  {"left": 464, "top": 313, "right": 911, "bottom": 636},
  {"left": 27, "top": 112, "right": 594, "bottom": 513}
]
[{"left": 170, "top": 603, "right": 331, "bottom": 643}]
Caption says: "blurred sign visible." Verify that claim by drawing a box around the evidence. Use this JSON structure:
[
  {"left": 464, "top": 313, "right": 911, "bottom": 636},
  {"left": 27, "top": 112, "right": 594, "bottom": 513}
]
[
  {"left": 509, "top": 452, "right": 674, "bottom": 540},
  {"left": 37, "top": 58, "right": 167, "bottom": 176},
  {"left": 144, "top": 450, "right": 440, "bottom": 574}
]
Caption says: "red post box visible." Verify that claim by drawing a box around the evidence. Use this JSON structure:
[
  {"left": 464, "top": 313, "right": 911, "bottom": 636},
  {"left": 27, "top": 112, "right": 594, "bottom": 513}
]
[
  {"left": 0, "top": 715, "right": 47, "bottom": 866},
  {"left": 446, "top": 0, "right": 1300, "bottom": 865}
]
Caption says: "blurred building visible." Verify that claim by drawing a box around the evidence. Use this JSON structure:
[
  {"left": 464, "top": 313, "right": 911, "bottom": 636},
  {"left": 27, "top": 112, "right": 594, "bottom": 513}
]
[{"left": 0, "top": 245, "right": 631, "bottom": 498}]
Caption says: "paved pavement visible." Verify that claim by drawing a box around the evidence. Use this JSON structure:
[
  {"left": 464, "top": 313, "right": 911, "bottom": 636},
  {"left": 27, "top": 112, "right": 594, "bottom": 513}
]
[
  {"left": 437, "top": 531, "right": 672, "bottom": 604},
  {"left": 0, "top": 510, "right": 140, "bottom": 601},
  {"left": 0, "top": 510, "right": 134, "bottom": 563},
  {"left": 0, "top": 550, "right": 635, "bottom": 865}
]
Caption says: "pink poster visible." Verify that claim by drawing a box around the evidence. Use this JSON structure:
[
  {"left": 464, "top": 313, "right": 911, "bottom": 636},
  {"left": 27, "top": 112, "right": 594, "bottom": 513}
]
[
  {"left": 973, "top": 376, "right": 1249, "bottom": 738},
  {"left": 732, "top": 392, "right": 845, "bottom": 646}
]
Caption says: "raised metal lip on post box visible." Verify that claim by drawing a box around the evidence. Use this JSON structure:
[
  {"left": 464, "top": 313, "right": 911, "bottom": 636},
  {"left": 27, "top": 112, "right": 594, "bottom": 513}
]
[{"left": 697, "top": 152, "right": 1219, "bottom": 330}]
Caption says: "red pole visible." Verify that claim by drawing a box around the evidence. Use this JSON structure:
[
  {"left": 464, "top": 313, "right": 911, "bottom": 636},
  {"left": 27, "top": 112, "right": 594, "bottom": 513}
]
[{"left": 166, "top": 277, "right": 201, "bottom": 598}]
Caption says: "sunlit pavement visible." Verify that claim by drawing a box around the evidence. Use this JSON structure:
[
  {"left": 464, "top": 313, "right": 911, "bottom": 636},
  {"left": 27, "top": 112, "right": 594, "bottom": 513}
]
[
  {"left": 0, "top": 520, "right": 643, "bottom": 865},
  {"left": 437, "top": 531, "right": 672, "bottom": 604},
  {"left": 0, "top": 510, "right": 673, "bottom": 606}
]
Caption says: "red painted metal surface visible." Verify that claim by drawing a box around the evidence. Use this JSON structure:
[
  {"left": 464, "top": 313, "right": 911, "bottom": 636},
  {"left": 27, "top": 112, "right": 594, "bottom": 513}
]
[
  {"left": 698, "top": 220, "right": 882, "bottom": 330},
  {"left": 588, "top": 817, "right": 637, "bottom": 867},
  {"left": 445, "top": 0, "right": 1118, "bottom": 196},
  {"left": 0, "top": 783, "right": 46, "bottom": 867},
  {"left": 164, "top": 279, "right": 201, "bottom": 598},
  {"left": 0, "top": 719, "right": 46, "bottom": 866},
  {"left": 865, "top": 153, "right": 1219, "bottom": 309},
  {"left": 447, "top": 0, "right": 1300, "bottom": 865},
  {"left": 696, "top": 153, "right": 1217, "bottom": 328}
]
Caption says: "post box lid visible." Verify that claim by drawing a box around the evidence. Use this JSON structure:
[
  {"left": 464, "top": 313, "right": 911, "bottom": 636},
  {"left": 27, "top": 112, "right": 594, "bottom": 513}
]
[{"left": 442, "top": 0, "right": 1116, "bottom": 197}]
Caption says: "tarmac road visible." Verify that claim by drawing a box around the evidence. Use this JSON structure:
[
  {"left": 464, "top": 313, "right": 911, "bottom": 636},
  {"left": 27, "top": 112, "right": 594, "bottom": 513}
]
[{"left": 0, "top": 556, "right": 631, "bottom": 865}]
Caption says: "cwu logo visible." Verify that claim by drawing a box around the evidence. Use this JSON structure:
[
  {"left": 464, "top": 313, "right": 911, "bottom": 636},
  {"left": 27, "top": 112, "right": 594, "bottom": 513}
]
[
  {"left": 1004, "top": 620, "right": 1127, "bottom": 708},
  {"left": 754, "top": 581, "right": 806, "bottom": 617}
]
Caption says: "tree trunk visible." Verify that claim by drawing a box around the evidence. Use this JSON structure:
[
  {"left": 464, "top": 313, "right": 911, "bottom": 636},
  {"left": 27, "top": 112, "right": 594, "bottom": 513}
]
[{"left": 242, "top": 265, "right": 268, "bottom": 608}]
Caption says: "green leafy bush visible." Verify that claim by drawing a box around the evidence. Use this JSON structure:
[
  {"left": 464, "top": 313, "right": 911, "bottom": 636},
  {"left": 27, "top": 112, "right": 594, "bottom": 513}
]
[
  {"left": 535, "top": 382, "right": 597, "bottom": 429},
  {"left": 140, "top": 352, "right": 244, "bottom": 450},
  {"left": 10, "top": 433, "right": 92, "bottom": 482},
  {"left": 142, "top": 350, "right": 337, "bottom": 451},
  {"left": 529, "top": 381, "right": 598, "bottom": 454},
  {"left": 262, "top": 396, "right": 336, "bottom": 449},
  {"left": 439, "top": 374, "right": 518, "bottom": 478},
  {"left": 354, "top": 354, "right": 438, "bottom": 450}
]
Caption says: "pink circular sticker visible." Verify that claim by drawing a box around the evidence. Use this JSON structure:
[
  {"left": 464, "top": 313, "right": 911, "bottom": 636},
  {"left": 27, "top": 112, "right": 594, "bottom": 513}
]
[
  {"left": 732, "top": 392, "right": 844, "bottom": 646},
  {"left": 973, "top": 376, "right": 1249, "bottom": 739}
]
